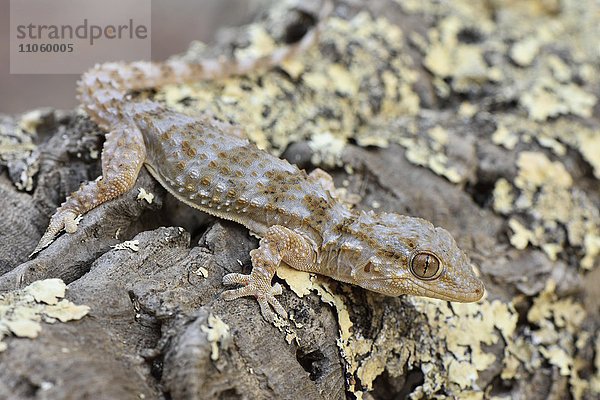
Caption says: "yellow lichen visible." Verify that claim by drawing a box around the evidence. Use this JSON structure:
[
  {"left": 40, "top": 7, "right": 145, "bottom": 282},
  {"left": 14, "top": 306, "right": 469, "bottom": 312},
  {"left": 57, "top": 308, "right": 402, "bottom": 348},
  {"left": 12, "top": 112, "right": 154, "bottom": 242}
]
[
  {"left": 493, "top": 149, "right": 598, "bottom": 266},
  {"left": 25, "top": 278, "right": 67, "bottom": 305},
  {"left": 500, "top": 279, "right": 595, "bottom": 399},
  {"left": 492, "top": 178, "right": 514, "bottom": 214},
  {"left": 397, "top": 129, "right": 467, "bottom": 184},
  {"left": 200, "top": 314, "right": 231, "bottom": 361},
  {"left": 524, "top": 281, "right": 588, "bottom": 389},
  {"left": 137, "top": 188, "right": 154, "bottom": 204},
  {"left": 520, "top": 77, "right": 596, "bottom": 121},
  {"left": 491, "top": 124, "right": 518, "bottom": 150},
  {"left": 18, "top": 110, "right": 44, "bottom": 135},
  {"left": 423, "top": 16, "right": 493, "bottom": 88},
  {"left": 577, "top": 130, "right": 600, "bottom": 179},
  {"left": 308, "top": 131, "right": 346, "bottom": 168},
  {"left": 0, "top": 279, "right": 90, "bottom": 351},
  {"left": 515, "top": 151, "right": 572, "bottom": 189},
  {"left": 402, "top": 298, "right": 518, "bottom": 396},
  {"left": 111, "top": 240, "right": 140, "bottom": 252},
  {"left": 510, "top": 36, "right": 541, "bottom": 67},
  {"left": 276, "top": 264, "right": 314, "bottom": 298},
  {"left": 458, "top": 102, "right": 478, "bottom": 118},
  {"left": 160, "top": 11, "right": 419, "bottom": 168},
  {"left": 508, "top": 218, "right": 535, "bottom": 250},
  {"left": 581, "top": 234, "right": 600, "bottom": 270},
  {"left": 195, "top": 266, "right": 209, "bottom": 278}
]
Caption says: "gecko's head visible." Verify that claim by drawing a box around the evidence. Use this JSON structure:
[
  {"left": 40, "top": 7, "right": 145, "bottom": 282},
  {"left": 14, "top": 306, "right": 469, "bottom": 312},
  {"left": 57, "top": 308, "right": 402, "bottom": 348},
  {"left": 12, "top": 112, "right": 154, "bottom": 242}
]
[{"left": 345, "top": 211, "right": 484, "bottom": 302}]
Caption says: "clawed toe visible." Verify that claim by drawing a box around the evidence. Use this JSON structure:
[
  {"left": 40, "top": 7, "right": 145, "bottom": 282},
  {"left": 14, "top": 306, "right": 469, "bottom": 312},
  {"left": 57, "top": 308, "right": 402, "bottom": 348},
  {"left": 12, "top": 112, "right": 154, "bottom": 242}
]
[
  {"left": 222, "top": 273, "right": 250, "bottom": 285},
  {"left": 271, "top": 282, "right": 282, "bottom": 296},
  {"left": 222, "top": 272, "right": 287, "bottom": 321},
  {"left": 221, "top": 286, "right": 252, "bottom": 301},
  {"left": 30, "top": 210, "right": 79, "bottom": 257}
]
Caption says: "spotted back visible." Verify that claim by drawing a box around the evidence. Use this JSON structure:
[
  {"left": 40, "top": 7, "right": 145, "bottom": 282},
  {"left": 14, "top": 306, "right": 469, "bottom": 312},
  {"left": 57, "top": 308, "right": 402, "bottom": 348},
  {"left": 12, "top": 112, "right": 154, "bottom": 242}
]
[{"left": 135, "top": 106, "right": 345, "bottom": 240}]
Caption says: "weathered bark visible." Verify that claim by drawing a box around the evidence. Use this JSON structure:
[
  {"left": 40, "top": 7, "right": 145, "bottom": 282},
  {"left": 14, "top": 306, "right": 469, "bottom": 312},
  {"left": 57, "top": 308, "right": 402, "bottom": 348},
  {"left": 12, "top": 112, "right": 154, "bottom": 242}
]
[{"left": 1, "top": 0, "right": 599, "bottom": 399}]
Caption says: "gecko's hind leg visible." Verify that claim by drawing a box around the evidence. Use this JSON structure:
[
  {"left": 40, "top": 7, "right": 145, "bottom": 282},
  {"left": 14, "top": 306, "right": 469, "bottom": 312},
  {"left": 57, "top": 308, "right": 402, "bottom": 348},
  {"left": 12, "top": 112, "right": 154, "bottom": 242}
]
[
  {"left": 222, "top": 225, "right": 317, "bottom": 322},
  {"left": 31, "top": 125, "right": 146, "bottom": 256}
]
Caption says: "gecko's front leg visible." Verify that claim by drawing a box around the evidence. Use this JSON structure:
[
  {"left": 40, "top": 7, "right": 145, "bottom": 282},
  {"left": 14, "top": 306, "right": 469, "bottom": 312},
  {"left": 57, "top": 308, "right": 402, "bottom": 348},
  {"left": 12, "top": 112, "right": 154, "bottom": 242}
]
[
  {"left": 31, "top": 125, "right": 146, "bottom": 255},
  {"left": 222, "top": 225, "right": 317, "bottom": 322}
]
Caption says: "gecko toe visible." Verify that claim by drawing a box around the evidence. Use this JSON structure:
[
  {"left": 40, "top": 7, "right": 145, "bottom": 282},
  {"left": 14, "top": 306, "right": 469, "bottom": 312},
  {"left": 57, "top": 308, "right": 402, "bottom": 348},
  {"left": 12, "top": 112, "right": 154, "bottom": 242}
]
[
  {"left": 257, "top": 293, "right": 287, "bottom": 321},
  {"left": 221, "top": 272, "right": 288, "bottom": 321},
  {"left": 271, "top": 282, "right": 283, "bottom": 296},
  {"left": 221, "top": 286, "right": 252, "bottom": 301},
  {"left": 257, "top": 298, "right": 276, "bottom": 323},
  {"left": 267, "top": 295, "right": 287, "bottom": 318},
  {"left": 30, "top": 210, "right": 78, "bottom": 257},
  {"left": 222, "top": 273, "right": 250, "bottom": 285}
]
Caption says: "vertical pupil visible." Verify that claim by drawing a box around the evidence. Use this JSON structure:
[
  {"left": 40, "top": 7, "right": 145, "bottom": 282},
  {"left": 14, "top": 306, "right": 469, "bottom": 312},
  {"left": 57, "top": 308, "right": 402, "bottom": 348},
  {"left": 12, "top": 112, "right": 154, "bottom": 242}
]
[{"left": 423, "top": 255, "right": 430, "bottom": 275}]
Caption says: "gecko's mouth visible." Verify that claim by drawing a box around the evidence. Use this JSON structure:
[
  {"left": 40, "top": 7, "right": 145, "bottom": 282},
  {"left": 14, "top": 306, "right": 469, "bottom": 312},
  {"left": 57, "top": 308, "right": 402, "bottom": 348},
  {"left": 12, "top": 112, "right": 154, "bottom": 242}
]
[
  {"left": 368, "top": 276, "right": 485, "bottom": 302},
  {"left": 411, "top": 280, "right": 485, "bottom": 303}
]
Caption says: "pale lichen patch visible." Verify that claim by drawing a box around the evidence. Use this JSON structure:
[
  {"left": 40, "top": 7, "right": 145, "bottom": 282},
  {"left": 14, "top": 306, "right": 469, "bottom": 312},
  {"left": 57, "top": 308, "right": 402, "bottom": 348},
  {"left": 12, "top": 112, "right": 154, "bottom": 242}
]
[
  {"left": 400, "top": 298, "right": 518, "bottom": 396},
  {"left": 581, "top": 234, "right": 600, "bottom": 270},
  {"left": 277, "top": 265, "right": 368, "bottom": 393},
  {"left": 515, "top": 151, "right": 572, "bottom": 189},
  {"left": 0, "top": 114, "right": 38, "bottom": 191},
  {"left": 44, "top": 299, "right": 91, "bottom": 323},
  {"left": 25, "top": 278, "right": 66, "bottom": 305},
  {"left": 137, "top": 188, "right": 154, "bottom": 204},
  {"left": 308, "top": 131, "right": 346, "bottom": 168},
  {"left": 491, "top": 124, "right": 518, "bottom": 150},
  {"left": 500, "top": 280, "right": 594, "bottom": 398},
  {"left": 18, "top": 110, "right": 44, "bottom": 134},
  {"left": 577, "top": 130, "right": 600, "bottom": 179},
  {"left": 492, "top": 178, "right": 514, "bottom": 214},
  {"left": 520, "top": 77, "right": 596, "bottom": 121},
  {"left": 424, "top": 15, "right": 495, "bottom": 90},
  {"left": 194, "top": 266, "right": 209, "bottom": 278},
  {"left": 111, "top": 240, "right": 140, "bottom": 252},
  {"left": 200, "top": 313, "right": 231, "bottom": 361},
  {"left": 510, "top": 36, "right": 541, "bottom": 67},
  {"left": 397, "top": 125, "right": 468, "bottom": 184},
  {"left": 493, "top": 149, "right": 599, "bottom": 267},
  {"left": 161, "top": 11, "right": 418, "bottom": 169},
  {"left": 0, "top": 279, "right": 90, "bottom": 351},
  {"left": 276, "top": 264, "right": 314, "bottom": 298}
]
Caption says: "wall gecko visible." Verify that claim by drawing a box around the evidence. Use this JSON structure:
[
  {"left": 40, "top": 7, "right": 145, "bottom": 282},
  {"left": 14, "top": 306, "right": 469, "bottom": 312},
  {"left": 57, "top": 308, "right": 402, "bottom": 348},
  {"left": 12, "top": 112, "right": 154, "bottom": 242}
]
[{"left": 31, "top": 1, "right": 484, "bottom": 322}]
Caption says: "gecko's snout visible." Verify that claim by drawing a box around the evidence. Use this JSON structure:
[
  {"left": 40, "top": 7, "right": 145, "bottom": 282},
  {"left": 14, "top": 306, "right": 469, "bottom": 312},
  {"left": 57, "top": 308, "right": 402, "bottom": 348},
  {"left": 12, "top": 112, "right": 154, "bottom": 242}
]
[
  {"left": 456, "top": 268, "right": 485, "bottom": 302},
  {"left": 465, "top": 281, "right": 485, "bottom": 302}
]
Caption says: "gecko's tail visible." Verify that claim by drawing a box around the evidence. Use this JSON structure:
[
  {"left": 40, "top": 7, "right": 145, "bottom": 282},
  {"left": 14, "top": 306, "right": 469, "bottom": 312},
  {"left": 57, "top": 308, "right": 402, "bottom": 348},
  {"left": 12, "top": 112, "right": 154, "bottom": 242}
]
[
  {"left": 78, "top": 0, "right": 333, "bottom": 129},
  {"left": 168, "top": 0, "right": 334, "bottom": 81}
]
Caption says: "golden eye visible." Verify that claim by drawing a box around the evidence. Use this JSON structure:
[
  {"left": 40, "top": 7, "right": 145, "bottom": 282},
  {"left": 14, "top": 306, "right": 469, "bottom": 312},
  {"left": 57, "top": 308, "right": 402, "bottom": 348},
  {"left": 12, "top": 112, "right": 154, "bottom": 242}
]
[{"left": 410, "top": 251, "right": 443, "bottom": 280}]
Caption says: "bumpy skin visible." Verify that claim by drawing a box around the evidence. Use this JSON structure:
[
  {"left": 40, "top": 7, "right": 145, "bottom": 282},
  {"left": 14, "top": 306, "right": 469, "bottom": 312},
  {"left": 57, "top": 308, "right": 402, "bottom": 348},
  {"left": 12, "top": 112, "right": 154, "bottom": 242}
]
[{"left": 32, "top": 2, "right": 484, "bottom": 322}]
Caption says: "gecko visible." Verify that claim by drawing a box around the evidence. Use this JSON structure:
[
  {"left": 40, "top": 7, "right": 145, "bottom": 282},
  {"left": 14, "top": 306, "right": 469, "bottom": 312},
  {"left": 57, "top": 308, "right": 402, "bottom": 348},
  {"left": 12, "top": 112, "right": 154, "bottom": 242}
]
[{"left": 31, "top": 1, "right": 484, "bottom": 322}]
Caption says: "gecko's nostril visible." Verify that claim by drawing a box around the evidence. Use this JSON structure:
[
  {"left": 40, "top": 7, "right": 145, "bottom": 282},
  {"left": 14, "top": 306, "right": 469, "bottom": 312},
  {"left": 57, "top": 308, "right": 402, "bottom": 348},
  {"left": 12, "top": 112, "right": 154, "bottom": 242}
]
[{"left": 473, "top": 286, "right": 484, "bottom": 300}]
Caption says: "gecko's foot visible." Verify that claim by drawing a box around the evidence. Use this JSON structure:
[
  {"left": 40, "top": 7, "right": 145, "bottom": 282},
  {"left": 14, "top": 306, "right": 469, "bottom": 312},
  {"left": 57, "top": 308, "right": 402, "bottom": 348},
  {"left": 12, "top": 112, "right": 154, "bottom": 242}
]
[
  {"left": 30, "top": 209, "right": 79, "bottom": 257},
  {"left": 222, "top": 272, "right": 287, "bottom": 322}
]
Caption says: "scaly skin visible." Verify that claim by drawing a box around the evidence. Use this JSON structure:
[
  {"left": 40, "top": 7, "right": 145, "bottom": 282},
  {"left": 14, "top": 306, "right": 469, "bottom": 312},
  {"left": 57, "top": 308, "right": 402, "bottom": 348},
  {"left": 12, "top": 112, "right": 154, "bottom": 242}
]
[{"left": 32, "top": 1, "right": 484, "bottom": 322}]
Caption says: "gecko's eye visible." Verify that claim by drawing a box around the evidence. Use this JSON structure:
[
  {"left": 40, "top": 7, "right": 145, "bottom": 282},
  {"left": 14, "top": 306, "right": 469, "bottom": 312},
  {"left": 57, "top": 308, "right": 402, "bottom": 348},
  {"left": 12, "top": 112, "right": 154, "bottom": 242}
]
[{"left": 410, "top": 251, "right": 443, "bottom": 280}]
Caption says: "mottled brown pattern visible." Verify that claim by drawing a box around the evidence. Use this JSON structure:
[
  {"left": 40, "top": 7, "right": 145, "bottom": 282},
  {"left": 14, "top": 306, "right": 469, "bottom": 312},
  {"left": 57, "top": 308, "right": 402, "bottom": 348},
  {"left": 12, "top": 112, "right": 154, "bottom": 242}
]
[{"left": 32, "top": 0, "right": 483, "bottom": 322}]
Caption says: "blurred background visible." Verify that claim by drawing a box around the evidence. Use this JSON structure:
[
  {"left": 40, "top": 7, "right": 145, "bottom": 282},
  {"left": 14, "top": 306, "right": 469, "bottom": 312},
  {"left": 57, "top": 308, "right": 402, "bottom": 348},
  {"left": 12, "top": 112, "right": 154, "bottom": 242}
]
[{"left": 0, "top": 0, "right": 269, "bottom": 114}]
